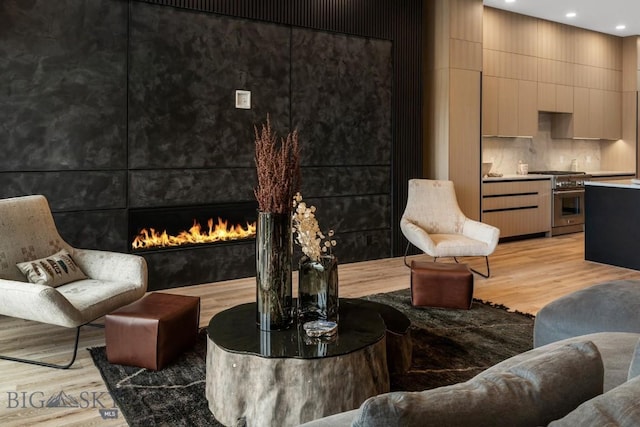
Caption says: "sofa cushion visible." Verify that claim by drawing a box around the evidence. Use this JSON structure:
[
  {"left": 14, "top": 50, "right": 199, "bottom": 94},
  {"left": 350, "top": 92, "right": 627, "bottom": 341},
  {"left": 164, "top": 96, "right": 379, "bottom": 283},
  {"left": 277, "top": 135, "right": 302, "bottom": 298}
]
[
  {"left": 534, "top": 280, "right": 640, "bottom": 348},
  {"left": 351, "top": 341, "right": 603, "bottom": 427},
  {"left": 548, "top": 375, "right": 640, "bottom": 426},
  {"left": 491, "top": 332, "right": 639, "bottom": 392},
  {"left": 629, "top": 338, "right": 640, "bottom": 381},
  {"left": 16, "top": 249, "right": 87, "bottom": 287}
]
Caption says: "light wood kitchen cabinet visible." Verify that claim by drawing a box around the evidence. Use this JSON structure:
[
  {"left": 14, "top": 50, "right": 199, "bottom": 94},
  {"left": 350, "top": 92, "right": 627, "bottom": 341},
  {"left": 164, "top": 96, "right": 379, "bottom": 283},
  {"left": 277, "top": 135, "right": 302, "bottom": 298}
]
[
  {"left": 482, "top": 76, "right": 499, "bottom": 136},
  {"left": 538, "top": 82, "right": 573, "bottom": 113},
  {"left": 537, "top": 82, "right": 555, "bottom": 112},
  {"left": 483, "top": 6, "right": 626, "bottom": 142},
  {"left": 588, "top": 88, "right": 604, "bottom": 138},
  {"left": 498, "top": 78, "right": 518, "bottom": 136},
  {"left": 482, "top": 76, "right": 537, "bottom": 137},
  {"left": 518, "top": 80, "right": 538, "bottom": 136},
  {"left": 482, "top": 179, "right": 551, "bottom": 238},
  {"left": 551, "top": 87, "right": 621, "bottom": 139},
  {"left": 603, "top": 90, "right": 622, "bottom": 140},
  {"left": 572, "top": 86, "right": 590, "bottom": 138},
  {"left": 556, "top": 84, "right": 574, "bottom": 113}
]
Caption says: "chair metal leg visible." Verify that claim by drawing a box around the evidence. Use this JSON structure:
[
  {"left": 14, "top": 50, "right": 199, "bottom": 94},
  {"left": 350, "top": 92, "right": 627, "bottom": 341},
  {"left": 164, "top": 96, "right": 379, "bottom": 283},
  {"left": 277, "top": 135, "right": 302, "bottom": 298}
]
[
  {"left": 406, "top": 241, "right": 492, "bottom": 278},
  {"left": 403, "top": 242, "right": 412, "bottom": 267},
  {"left": 453, "top": 256, "right": 491, "bottom": 278},
  {"left": 404, "top": 243, "right": 440, "bottom": 267},
  {"left": 0, "top": 326, "right": 81, "bottom": 369}
]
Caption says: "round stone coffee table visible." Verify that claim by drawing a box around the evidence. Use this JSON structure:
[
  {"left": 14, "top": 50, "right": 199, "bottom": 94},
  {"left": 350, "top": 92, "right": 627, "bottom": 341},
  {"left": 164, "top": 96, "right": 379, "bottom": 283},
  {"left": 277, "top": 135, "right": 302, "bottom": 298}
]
[{"left": 205, "top": 300, "right": 389, "bottom": 427}]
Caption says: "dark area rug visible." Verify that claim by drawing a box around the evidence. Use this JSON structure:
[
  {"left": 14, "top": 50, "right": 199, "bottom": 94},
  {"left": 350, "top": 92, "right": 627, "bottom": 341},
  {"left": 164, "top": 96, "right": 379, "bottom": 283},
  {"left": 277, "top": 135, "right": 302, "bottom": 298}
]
[
  {"left": 361, "top": 289, "right": 534, "bottom": 391},
  {"left": 89, "top": 288, "right": 534, "bottom": 426}
]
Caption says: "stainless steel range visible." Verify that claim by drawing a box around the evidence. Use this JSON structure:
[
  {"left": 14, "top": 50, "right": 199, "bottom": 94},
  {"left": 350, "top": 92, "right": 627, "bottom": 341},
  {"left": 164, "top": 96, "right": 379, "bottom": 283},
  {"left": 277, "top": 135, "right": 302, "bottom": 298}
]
[{"left": 528, "top": 171, "right": 592, "bottom": 236}]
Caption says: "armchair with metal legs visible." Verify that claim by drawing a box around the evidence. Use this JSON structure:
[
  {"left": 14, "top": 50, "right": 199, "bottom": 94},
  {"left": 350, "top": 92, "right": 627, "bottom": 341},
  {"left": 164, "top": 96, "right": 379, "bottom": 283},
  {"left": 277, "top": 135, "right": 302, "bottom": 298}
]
[
  {"left": 400, "top": 179, "right": 500, "bottom": 278},
  {"left": 0, "top": 195, "right": 147, "bottom": 369}
]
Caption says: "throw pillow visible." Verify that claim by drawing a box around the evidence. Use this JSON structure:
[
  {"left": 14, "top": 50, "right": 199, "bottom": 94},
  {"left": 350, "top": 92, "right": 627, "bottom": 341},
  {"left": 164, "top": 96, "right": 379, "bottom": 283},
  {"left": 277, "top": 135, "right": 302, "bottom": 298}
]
[
  {"left": 548, "top": 375, "right": 640, "bottom": 426},
  {"left": 16, "top": 249, "right": 88, "bottom": 287},
  {"left": 629, "top": 338, "right": 640, "bottom": 381},
  {"left": 351, "top": 341, "right": 603, "bottom": 427}
]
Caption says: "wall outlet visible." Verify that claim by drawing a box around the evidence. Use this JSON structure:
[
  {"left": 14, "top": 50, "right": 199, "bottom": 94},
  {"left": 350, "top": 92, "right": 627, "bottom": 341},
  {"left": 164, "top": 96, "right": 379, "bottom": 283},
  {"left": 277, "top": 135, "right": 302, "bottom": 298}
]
[
  {"left": 559, "top": 155, "right": 564, "bottom": 164},
  {"left": 586, "top": 155, "right": 592, "bottom": 163},
  {"left": 235, "top": 90, "right": 251, "bottom": 109}
]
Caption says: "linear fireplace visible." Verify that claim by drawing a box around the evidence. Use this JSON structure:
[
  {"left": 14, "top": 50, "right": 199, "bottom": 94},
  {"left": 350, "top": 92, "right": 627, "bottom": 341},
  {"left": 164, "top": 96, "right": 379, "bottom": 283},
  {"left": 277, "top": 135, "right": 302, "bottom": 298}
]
[
  {"left": 129, "top": 202, "right": 257, "bottom": 251},
  {"left": 129, "top": 202, "right": 258, "bottom": 291}
]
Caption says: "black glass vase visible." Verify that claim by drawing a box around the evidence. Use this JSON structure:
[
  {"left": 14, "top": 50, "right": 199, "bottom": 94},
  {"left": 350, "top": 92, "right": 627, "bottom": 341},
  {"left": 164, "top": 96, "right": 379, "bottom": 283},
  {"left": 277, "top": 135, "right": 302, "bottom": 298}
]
[
  {"left": 255, "top": 211, "right": 293, "bottom": 331},
  {"left": 297, "top": 254, "right": 339, "bottom": 322}
]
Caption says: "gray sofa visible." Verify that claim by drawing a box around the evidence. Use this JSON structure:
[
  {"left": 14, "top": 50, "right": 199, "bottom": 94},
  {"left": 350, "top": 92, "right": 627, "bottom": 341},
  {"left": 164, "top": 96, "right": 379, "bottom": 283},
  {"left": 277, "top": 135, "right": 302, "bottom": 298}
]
[{"left": 301, "top": 281, "right": 640, "bottom": 426}]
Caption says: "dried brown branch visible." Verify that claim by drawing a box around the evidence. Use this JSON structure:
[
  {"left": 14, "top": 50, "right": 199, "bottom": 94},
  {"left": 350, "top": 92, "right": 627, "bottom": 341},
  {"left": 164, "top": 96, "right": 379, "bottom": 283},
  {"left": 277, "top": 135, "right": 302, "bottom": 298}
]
[{"left": 254, "top": 115, "right": 301, "bottom": 214}]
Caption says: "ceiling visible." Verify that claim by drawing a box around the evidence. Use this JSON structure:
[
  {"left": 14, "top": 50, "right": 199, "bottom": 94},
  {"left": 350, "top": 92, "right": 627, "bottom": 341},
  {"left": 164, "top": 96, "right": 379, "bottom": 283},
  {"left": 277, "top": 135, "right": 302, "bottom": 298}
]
[{"left": 483, "top": 0, "right": 640, "bottom": 37}]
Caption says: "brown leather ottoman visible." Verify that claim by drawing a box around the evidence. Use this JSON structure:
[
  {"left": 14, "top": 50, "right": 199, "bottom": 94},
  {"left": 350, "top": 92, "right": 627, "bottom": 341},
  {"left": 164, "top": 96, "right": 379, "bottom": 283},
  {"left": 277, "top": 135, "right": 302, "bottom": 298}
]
[
  {"left": 105, "top": 292, "right": 200, "bottom": 370},
  {"left": 410, "top": 261, "right": 474, "bottom": 309}
]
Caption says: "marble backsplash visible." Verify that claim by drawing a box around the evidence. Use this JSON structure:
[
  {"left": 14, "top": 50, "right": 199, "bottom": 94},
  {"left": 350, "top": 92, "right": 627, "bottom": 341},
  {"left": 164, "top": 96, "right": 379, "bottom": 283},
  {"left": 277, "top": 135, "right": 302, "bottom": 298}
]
[{"left": 482, "top": 112, "right": 601, "bottom": 175}]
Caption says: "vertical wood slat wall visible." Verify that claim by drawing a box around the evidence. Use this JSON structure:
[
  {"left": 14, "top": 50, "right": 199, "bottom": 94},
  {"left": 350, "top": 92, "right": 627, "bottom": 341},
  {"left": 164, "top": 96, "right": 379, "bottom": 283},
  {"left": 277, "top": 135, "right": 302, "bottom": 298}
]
[{"left": 136, "top": 0, "right": 424, "bottom": 256}]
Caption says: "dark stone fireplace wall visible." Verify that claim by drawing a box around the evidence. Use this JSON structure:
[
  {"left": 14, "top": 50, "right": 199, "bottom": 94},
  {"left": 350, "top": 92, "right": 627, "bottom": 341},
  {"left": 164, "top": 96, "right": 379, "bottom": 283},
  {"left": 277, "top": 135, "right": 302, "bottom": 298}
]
[{"left": 0, "top": 0, "right": 423, "bottom": 290}]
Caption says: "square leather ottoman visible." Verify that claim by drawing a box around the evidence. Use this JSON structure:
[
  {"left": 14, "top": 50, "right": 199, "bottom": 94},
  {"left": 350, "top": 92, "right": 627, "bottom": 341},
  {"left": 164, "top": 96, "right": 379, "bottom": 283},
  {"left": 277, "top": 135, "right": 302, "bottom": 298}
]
[
  {"left": 105, "top": 292, "right": 200, "bottom": 370},
  {"left": 410, "top": 261, "right": 474, "bottom": 310}
]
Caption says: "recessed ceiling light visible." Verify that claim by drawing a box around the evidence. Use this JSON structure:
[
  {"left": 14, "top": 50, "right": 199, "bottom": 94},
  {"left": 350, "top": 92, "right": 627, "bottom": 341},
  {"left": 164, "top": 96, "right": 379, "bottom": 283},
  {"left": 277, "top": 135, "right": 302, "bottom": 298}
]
[
  {"left": 505, "top": 0, "right": 515, "bottom": 3},
  {"left": 566, "top": 12, "right": 577, "bottom": 18},
  {"left": 616, "top": 24, "right": 626, "bottom": 30}
]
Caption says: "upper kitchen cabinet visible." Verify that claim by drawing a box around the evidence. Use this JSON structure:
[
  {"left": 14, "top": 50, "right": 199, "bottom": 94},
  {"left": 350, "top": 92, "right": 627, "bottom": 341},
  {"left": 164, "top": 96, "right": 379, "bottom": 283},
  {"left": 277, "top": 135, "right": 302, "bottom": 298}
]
[
  {"left": 483, "top": 6, "right": 625, "bottom": 141},
  {"left": 518, "top": 80, "right": 538, "bottom": 136},
  {"left": 537, "top": 21, "right": 575, "bottom": 114},
  {"left": 551, "top": 87, "right": 621, "bottom": 140},
  {"left": 497, "top": 78, "right": 517, "bottom": 136},
  {"left": 482, "top": 76, "right": 537, "bottom": 137},
  {"left": 482, "top": 9, "right": 539, "bottom": 137},
  {"left": 482, "top": 76, "right": 499, "bottom": 135},
  {"left": 538, "top": 83, "right": 573, "bottom": 113},
  {"left": 603, "top": 90, "right": 622, "bottom": 141},
  {"left": 537, "top": 59, "right": 574, "bottom": 113}
]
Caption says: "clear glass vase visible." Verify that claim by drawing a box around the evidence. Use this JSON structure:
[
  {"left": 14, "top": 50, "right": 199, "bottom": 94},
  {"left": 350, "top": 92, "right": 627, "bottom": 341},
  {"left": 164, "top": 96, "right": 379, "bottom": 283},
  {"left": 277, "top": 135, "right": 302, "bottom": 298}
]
[
  {"left": 256, "top": 211, "right": 293, "bottom": 331},
  {"left": 297, "top": 255, "right": 339, "bottom": 322}
]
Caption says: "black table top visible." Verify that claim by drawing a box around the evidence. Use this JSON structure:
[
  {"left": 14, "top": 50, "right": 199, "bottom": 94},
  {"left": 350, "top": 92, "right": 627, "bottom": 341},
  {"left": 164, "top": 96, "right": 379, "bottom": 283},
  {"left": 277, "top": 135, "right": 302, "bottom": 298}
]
[
  {"left": 207, "top": 298, "right": 387, "bottom": 359},
  {"left": 344, "top": 298, "right": 411, "bottom": 335}
]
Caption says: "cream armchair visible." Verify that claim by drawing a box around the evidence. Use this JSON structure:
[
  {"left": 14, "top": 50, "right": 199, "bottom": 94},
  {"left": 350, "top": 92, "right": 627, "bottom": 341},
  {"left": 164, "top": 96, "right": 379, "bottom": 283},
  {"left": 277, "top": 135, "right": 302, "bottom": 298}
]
[
  {"left": 0, "top": 195, "right": 147, "bottom": 368},
  {"left": 400, "top": 179, "right": 499, "bottom": 277}
]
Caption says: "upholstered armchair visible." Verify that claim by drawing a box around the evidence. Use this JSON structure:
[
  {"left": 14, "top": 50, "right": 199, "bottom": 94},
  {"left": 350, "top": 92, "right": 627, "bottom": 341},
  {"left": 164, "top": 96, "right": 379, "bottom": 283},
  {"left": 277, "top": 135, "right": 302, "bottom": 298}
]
[
  {"left": 0, "top": 195, "right": 147, "bottom": 368},
  {"left": 400, "top": 179, "right": 500, "bottom": 277}
]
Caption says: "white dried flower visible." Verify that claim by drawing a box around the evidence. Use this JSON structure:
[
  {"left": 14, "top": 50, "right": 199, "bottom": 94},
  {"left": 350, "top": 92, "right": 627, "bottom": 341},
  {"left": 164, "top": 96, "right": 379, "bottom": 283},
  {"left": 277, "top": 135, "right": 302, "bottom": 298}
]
[{"left": 292, "top": 192, "right": 337, "bottom": 262}]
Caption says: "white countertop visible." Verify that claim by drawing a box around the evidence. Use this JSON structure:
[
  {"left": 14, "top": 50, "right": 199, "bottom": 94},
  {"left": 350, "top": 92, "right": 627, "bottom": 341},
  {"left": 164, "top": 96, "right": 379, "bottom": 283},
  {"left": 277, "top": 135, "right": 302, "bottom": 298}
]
[
  {"left": 483, "top": 171, "right": 635, "bottom": 183},
  {"left": 483, "top": 174, "right": 552, "bottom": 182},
  {"left": 586, "top": 171, "right": 635, "bottom": 177},
  {"left": 585, "top": 179, "right": 640, "bottom": 189},
  {"left": 482, "top": 169, "right": 635, "bottom": 183}
]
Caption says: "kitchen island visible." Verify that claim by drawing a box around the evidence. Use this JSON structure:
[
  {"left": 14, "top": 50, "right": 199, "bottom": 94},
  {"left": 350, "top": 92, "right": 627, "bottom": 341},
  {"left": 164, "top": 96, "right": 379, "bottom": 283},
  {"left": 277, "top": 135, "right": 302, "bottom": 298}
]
[{"left": 585, "top": 179, "right": 640, "bottom": 270}]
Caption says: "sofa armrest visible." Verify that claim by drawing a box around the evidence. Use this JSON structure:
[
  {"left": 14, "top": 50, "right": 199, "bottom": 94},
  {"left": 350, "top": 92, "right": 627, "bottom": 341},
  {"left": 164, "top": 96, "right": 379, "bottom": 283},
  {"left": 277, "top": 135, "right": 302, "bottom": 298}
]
[{"left": 71, "top": 248, "right": 148, "bottom": 292}]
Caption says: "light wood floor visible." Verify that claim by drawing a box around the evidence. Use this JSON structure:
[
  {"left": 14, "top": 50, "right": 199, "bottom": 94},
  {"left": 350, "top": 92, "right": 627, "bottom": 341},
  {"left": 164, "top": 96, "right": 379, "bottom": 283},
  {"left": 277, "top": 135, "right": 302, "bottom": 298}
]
[{"left": 2, "top": 232, "right": 640, "bottom": 426}]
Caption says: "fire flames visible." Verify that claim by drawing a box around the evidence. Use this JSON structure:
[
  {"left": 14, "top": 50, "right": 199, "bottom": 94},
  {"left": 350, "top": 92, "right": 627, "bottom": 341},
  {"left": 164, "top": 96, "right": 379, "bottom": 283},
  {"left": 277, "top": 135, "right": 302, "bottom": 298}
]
[{"left": 132, "top": 217, "right": 256, "bottom": 250}]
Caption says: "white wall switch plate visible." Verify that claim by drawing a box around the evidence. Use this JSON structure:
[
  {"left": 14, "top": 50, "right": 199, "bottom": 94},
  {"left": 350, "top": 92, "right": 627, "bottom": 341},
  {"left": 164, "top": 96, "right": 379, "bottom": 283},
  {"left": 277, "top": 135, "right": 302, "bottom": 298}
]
[{"left": 235, "top": 90, "right": 251, "bottom": 109}]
